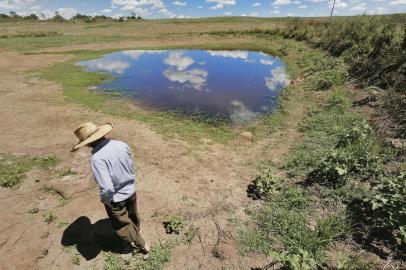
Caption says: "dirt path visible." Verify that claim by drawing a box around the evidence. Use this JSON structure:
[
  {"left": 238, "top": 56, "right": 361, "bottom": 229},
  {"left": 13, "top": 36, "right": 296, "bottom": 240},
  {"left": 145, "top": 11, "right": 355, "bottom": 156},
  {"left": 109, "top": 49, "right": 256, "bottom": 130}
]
[{"left": 0, "top": 48, "right": 305, "bottom": 269}]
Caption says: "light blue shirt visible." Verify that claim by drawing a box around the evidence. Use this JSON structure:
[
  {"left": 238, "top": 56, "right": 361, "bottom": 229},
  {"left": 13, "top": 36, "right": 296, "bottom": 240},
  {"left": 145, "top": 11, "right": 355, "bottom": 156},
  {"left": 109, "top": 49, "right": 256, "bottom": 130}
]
[{"left": 91, "top": 138, "right": 135, "bottom": 205}]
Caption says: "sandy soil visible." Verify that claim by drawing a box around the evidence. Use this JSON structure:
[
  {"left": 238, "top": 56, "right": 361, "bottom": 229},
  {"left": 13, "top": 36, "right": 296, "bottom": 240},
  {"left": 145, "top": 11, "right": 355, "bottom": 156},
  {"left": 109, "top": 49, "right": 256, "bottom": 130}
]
[{"left": 0, "top": 46, "right": 303, "bottom": 270}]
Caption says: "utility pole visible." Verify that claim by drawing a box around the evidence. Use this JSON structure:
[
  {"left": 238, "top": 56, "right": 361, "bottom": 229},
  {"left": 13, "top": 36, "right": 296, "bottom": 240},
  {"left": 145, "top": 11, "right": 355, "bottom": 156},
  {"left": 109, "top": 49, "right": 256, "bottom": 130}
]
[{"left": 330, "top": 0, "right": 336, "bottom": 19}]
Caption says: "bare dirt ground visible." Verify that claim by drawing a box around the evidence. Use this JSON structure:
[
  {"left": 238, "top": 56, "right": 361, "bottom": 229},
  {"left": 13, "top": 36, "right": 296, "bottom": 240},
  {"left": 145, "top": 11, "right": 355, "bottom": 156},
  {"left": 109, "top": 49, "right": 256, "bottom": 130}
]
[{"left": 0, "top": 41, "right": 304, "bottom": 269}]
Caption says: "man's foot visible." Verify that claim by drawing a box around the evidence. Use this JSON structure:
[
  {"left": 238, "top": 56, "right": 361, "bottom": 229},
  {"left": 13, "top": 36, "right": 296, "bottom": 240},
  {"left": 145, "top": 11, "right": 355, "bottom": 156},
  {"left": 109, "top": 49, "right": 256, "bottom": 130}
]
[
  {"left": 131, "top": 241, "right": 151, "bottom": 259},
  {"left": 140, "top": 242, "right": 151, "bottom": 260}
]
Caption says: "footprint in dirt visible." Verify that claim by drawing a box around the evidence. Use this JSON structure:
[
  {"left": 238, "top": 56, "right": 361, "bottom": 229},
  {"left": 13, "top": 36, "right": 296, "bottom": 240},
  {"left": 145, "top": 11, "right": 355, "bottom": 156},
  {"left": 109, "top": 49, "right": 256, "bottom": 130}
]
[{"left": 61, "top": 216, "right": 130, "bottom": 260}]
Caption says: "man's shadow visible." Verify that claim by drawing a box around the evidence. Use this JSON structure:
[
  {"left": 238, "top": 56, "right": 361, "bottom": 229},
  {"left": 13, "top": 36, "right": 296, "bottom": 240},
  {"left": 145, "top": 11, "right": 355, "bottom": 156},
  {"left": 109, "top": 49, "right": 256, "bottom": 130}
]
[{"left": 61, "top": 216, "right": 131, "bottom": 260}]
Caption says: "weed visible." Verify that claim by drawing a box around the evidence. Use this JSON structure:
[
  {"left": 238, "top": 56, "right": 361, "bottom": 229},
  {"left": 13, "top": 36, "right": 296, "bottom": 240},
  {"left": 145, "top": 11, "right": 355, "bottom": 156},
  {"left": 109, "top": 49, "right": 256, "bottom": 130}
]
[
  {"left": 163, "top": 214, "right": 184, "bottom": 234},
  {"left": 28, "top": 207, "right": 39, "bottom": 214},
  {"left": 59, "top": 168, "right": 77, "bottom": 176},
  {"left": 366, "top": 173, "right": 406, "bottom": 243},
  {"left": 104, "top": 252, "right": 125, "bottom": 270},
  {"left": 181, "top": 225, "right": 197, "bottom": 244},
  {"left": 137, "top": 244, "right": 171, "bottom": 270},
  {"left": 43, "top": 211, "right": 56, "bottom": 224},
  {"left": 33, "top": 155, "right": 58, "bottom": 170},
  {"left": 249, "top": 167, "right": 283, "bottom": 199},
  {"left": 57, "top": 221, "right": 69, "bottom": 228},
  {"left": 72, "top": 254, "right": 80, "bottom": 265},
  {"left": 272, "top": 249, "right": 318, "bottom": 270},
  {"left": 335, "top": 253, "right": 376, "bottom": 270}
]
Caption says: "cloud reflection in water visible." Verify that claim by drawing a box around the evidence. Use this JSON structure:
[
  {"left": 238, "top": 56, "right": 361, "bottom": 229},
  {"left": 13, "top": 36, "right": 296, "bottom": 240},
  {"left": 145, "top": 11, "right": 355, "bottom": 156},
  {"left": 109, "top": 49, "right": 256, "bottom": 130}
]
[{"left": 78, "top": 49, "right": 289, "bottom": 124}]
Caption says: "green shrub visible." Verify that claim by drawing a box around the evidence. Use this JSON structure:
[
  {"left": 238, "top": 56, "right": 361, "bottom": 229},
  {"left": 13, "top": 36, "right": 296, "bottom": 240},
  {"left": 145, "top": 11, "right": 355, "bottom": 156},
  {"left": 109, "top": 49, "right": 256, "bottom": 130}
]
[
  {"left": 308, "top": 150, "right": 351, "bottom": 188},
  {"left": 311, "top": 68, "right": 347, "bottom": 91},
  {"left": 163, "top": 214, "right": 184, "bottom": 234},
  {"left": 367, "top": 173, "right": 406, "bottom": 243},
  {"left": 251, "top": 167, "right": 283, "bottom": 199},
  {"left": 336, "top": 120, "right": 372, "bottom": 147}
]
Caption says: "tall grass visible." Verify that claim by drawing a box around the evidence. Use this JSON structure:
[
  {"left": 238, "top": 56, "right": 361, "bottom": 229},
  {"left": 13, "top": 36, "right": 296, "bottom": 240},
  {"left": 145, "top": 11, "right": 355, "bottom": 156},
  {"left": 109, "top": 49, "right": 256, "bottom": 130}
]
[{"left": 270, "top": 15, "right": 406, "bottom": 136}]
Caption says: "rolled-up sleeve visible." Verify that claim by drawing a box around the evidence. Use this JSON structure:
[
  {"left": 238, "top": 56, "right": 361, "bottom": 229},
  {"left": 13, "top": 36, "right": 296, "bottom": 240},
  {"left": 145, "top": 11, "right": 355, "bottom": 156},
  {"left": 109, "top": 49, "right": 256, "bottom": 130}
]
[{"left": 91, "top": 159, "right": 114, "bottom": 205}]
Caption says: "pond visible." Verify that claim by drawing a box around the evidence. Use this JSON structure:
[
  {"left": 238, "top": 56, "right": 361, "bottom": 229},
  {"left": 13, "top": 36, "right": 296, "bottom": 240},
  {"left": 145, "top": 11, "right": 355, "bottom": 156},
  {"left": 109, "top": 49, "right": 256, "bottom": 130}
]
[{"left": 77, "top": 50, "right": 290, "bottom": 124}]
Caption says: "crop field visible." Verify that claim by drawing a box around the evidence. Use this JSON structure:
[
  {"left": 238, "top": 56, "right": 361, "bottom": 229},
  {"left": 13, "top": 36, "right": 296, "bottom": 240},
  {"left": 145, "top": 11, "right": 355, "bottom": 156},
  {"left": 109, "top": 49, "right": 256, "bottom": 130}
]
[{"left": 0, "top": 13, "right": 405, "bottom": 270}]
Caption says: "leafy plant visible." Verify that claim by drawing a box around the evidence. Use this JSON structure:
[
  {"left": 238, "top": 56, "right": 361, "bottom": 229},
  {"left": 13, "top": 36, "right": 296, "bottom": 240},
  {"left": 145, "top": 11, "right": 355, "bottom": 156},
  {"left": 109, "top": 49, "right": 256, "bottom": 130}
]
[
  {"left": 308, "top": 150, "right": 351, "bottom": 188},
  {"left": 272, "top": 249, "right": 318, "bottom": 270},
  {"left": 138, "top": 245, "right": 171, "bottom": 270},
  {"left": 367, "top": 173, "right": 406, "bottom": 243},
  {"left": 163, "top": 214, "right": 184, "bottom": 234},
  {"left": 43, "top": 211, "right": 56, "bottom": 224},
  {"left": 336, "top": 120, "right": 372, "bottom": 147},
  {"left": 59, "top": 167, "right": 77, "bottom": 176},
  {"left": 251, "top": 167, "right": 283, "bottom": 199},
  {"left": 336, "top": 253, "right": 375, "bottom": 270}
]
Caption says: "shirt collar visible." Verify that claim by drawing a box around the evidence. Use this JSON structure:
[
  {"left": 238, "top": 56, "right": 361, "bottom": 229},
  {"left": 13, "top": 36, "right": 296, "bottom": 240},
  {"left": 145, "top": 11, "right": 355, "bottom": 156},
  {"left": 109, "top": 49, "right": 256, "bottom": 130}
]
[{"left": 91, "top": 138, "right": 110, "bottom": 155}]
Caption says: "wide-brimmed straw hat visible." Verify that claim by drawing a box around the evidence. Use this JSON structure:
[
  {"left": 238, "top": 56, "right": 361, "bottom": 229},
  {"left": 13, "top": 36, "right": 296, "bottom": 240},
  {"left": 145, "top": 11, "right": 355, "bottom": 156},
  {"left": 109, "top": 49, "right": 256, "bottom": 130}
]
[{"left": 71, "top": 122, "right": 113, "bottom": 152}]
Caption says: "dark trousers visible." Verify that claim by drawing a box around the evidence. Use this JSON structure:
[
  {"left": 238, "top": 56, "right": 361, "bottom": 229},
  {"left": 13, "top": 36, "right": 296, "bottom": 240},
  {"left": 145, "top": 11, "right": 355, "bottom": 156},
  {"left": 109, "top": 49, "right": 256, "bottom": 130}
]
[{"left": 104, "top": 193, "right": 146, "bottom": 247}]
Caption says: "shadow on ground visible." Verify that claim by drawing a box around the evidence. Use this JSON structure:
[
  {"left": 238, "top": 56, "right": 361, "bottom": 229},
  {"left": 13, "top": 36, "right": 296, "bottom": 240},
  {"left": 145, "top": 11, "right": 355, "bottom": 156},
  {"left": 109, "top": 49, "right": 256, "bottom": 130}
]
[{"left": 61, "top": 216, "right": 131, "bottom": 260}]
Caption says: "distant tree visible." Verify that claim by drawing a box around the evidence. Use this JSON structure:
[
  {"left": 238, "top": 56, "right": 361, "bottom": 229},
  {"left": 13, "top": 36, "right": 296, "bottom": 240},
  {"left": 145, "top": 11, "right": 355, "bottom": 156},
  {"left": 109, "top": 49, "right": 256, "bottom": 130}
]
[
  {"left": 129, "top": 11, "right": 137, "bottom": 20},
  {"left": 72, "top": 13, "right": 92, "bottom": 23},
  {"left": 29, "top": 13, "right": 39, "bottom": 20},
  {"left": 52, "top": 11, "right": 65, "bottom": 22},
  {"left": 39, "top": 13, "right": 46, "bottom": 20},
  {"left": 9, "top": 11, "right": 18, "bottom": 17}
]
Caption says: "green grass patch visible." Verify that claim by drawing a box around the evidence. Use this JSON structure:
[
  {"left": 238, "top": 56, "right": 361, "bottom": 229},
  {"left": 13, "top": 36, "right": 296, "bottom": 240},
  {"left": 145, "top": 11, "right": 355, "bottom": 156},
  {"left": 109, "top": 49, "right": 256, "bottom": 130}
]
[
  {"left": 137, "top": 244, "right": 171, "bottom": 270},
  {"left": 58, "top": 167, "right": 77, "bottom": 177},
  {"left": 0, "top": 153, "right": 58, "bottom": 188},
  {"left": 0, "top": 35, "right": 132, "bottom": 52},
  {"left": 43, "top": 210, "right": 56, "bottom": 224},
  {"left": 104, "top": 252, "right": 126, "bottom": 270},
  {"left": 241, "top": 184, "right": 350, "bottom": 266},
  {"left": 285, "top": 88, "right": 392, "bottom": 181}
]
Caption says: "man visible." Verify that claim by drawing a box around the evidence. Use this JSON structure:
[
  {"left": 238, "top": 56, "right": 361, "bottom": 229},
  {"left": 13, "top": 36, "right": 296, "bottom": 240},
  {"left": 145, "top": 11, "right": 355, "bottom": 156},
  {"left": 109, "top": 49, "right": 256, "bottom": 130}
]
[{"left": 71, "top": 122, "right": 150, "bottom": 257}]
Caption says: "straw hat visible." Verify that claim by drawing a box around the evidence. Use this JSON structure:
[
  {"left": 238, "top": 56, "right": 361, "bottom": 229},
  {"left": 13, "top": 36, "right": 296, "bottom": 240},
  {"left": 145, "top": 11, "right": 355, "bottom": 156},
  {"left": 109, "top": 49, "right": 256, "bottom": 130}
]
[{"left": 72, "top": 122, "right": 113, "bottom": 152}]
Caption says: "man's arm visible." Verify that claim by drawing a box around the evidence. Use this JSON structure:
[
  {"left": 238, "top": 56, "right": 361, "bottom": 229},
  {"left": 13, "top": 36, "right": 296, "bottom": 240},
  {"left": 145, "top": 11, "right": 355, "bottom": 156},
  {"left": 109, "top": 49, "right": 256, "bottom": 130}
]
[{"left": 91, "top": 159, "right": 114, "bottom": 205}]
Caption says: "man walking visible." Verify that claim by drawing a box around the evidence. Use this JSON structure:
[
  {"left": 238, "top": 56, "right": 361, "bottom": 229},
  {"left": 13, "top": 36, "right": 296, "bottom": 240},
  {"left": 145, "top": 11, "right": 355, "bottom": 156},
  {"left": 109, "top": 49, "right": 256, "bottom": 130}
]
[{"left": 71, "top": 122, "right": 150, "bottom": 256}]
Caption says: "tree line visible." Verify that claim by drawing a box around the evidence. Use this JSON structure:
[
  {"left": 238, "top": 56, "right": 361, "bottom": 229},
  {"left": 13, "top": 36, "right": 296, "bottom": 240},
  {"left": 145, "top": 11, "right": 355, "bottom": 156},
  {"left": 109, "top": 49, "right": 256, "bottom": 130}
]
[{"left": 0, "top": 11, "right": 142, "bottom": 22}]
